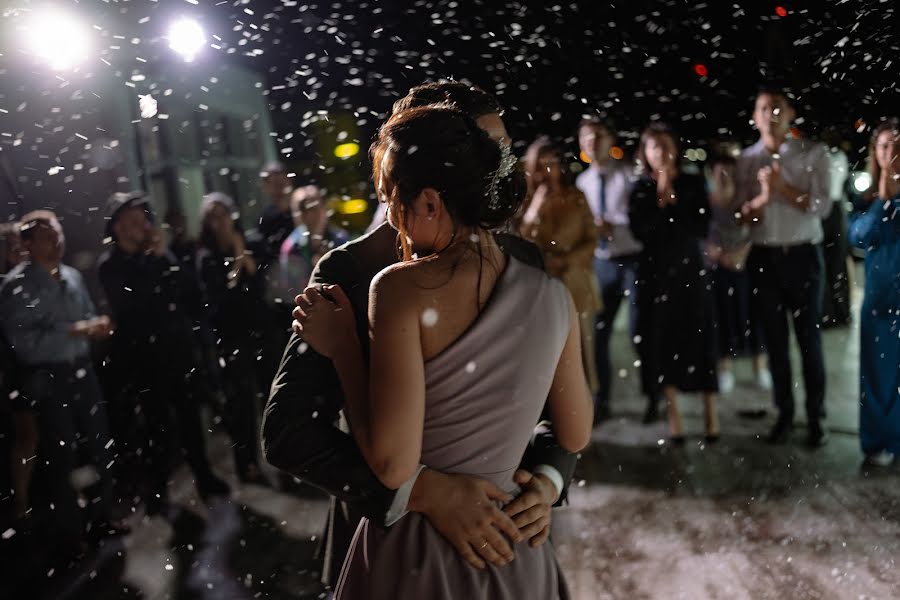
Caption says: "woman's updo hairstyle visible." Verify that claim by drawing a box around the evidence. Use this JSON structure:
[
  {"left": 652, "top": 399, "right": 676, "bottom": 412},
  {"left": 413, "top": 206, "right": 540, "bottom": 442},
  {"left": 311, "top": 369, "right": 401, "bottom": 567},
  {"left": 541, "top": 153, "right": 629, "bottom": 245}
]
[{"left": 371, "top": 104, "right": 526, "bottom": 249}]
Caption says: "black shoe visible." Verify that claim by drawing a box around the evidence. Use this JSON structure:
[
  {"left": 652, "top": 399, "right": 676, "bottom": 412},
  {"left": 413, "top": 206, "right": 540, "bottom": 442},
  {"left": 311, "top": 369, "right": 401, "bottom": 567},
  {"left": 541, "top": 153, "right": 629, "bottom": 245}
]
[
  {"left": 766, "top": 417, "right": 792, "bottom": 444},
  {"left": 642, "top": 398, "right": 660, "bottom": 424},
  {"left": 593, "top": 401, "right": 611, "bottom": 424},
  {"left": 806, "top": 425, "right": 829, "bottom": 448},
  {"left": 669, "top": 435, "right": 686, "bottom": 446},
  {"left": 704, "top": 434, "right": 720, "bottom": 445}
]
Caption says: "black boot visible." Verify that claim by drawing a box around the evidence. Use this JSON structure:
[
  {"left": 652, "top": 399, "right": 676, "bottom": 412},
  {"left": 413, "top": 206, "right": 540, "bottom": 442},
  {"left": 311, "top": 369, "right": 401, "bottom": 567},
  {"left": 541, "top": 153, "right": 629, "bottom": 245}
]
[
  {"left": 766, "top": 415, "right": 793, "bottom": 444},
  {"left": 642, "top": 395, "right": 660, "bottom": 424},
  {"left": 806, "top": 421, "right": 829, "bottom": 448}
]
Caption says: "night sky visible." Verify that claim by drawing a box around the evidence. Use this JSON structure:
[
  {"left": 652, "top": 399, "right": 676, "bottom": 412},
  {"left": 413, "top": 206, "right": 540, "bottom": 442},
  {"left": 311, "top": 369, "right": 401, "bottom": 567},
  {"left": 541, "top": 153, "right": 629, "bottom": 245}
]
[
  {"left": 216, "top": 0, "right": 898, "bottom": 165},
  {"left": 2, "top": 0, "right": 898, "bottom": 181}
]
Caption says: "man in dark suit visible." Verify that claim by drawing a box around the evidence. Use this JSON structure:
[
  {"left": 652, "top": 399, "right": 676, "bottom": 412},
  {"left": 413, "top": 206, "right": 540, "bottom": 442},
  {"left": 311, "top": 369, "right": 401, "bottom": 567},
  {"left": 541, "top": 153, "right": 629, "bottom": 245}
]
[{"left": 261, "top": 82, "right": 578, "bottom": 589}]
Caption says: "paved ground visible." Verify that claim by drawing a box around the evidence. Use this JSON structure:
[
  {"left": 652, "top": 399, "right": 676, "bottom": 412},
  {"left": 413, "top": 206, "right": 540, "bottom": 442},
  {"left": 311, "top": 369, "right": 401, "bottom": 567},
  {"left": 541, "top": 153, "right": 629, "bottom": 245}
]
[
  {"left": 13, "top": 271, "right": 899, "bottom": 600},
  {"left": 555, "top": 278, "right": 899, "bottom": 600}
]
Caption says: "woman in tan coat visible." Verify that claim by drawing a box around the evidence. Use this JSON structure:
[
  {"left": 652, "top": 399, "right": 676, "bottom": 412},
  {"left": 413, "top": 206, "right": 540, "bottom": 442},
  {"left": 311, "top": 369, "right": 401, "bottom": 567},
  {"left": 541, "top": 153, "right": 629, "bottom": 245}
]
[{"left": 520, "top": 137, "right": 602, "bottom": 397}]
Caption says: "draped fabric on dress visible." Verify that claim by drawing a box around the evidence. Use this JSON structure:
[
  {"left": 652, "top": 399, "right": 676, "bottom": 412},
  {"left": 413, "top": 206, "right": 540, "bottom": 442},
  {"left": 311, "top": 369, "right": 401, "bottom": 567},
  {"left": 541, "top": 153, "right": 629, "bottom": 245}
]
[{"left": 335, "top": 256, "right": 573, "bottom": 600}]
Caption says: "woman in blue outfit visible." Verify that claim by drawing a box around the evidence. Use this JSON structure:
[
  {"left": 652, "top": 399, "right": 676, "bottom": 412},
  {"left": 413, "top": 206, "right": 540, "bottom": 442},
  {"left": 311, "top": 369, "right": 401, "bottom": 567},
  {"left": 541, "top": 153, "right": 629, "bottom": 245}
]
[{"left": 848, "top": 118, "right": 900, "bottom": 467}]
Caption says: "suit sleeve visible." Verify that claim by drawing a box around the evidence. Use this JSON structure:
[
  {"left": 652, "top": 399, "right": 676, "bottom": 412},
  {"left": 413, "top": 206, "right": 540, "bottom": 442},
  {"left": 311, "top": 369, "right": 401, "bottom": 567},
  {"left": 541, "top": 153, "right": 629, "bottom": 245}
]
[
  {"left": 521, "top": 422, "right": 579, "bottom": 506},
  {"left": 260, "top": 248, "right": 399, "bottom": 525}
]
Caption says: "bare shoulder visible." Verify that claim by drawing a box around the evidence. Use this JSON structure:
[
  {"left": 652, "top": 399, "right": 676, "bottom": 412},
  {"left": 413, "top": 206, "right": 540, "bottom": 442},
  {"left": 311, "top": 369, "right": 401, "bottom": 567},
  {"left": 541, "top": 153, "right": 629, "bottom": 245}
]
[{"left": 369, "top": 260, "right": 421, "bottom": 306}]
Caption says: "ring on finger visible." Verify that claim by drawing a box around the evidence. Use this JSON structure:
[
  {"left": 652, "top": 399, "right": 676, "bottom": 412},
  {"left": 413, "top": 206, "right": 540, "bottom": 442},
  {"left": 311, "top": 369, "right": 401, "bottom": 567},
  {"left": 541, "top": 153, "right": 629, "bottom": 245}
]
[{"left": 479, "top": 540, "right": 488, "bottom": 550}]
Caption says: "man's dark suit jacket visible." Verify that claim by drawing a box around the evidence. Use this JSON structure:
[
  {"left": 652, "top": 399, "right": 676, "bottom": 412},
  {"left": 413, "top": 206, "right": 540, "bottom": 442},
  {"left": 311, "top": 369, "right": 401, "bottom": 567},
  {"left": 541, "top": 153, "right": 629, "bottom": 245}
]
[{"left": 261, "top": 221, "right": 578, "bottom": 585}]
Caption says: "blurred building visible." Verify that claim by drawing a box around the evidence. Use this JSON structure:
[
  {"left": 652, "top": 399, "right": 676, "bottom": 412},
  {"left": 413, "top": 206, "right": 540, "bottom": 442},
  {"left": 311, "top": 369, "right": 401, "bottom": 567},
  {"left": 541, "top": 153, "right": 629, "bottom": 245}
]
[{"left": 0, "top": 4, "right": 277, "bottom": 283}]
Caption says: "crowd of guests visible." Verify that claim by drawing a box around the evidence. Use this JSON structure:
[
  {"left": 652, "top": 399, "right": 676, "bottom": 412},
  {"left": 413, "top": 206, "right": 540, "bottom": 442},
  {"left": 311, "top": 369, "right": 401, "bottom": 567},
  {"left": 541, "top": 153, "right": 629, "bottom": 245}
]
[
  {"left": 0, "top": 79, "right": 897, "bottom": 587},
  {"left": 518, "top": 95, "right": 898, "bottom": 457},
  {"left": 0, "top": 170, "right": 347, "bottom": 567}
]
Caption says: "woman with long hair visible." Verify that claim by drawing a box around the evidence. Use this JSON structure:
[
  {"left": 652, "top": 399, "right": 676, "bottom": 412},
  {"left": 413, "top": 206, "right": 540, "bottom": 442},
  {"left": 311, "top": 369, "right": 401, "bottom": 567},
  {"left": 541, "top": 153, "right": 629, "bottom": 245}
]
[
  {"left": 849, "top": 118, "right": 900, "bottom": 467},
  {"left": 295, "top": 105, "right": 592, "bottom": 598},
  {"left": 519, "top": 137, "right": 602, "bottom": 404},
  {"left": 197, "top": 193, "right": 267, "bottom": 484},
  {"left": 629, "top": 123, "right": 719, "bottom": 443}
]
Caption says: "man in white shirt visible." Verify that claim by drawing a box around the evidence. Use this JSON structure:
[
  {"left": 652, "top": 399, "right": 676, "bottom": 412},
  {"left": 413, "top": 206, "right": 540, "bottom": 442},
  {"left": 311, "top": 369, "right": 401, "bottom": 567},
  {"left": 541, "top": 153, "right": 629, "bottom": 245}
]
[
  {"left": 737, "top": 88, "right": 832, "bottom": 447},
  {"left": 576, "top": 119, "right": 656, "bottom": 423}
]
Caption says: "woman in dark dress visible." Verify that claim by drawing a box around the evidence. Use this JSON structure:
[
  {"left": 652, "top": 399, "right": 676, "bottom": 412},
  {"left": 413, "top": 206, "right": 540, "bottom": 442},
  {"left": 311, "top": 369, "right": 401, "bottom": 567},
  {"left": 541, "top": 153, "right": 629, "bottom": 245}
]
[
  {"left": 629, "top": 123, "right": 719, "bottom": 443},
  {"left": 197, "top": 193, "right": 267, "bottom": 484}
]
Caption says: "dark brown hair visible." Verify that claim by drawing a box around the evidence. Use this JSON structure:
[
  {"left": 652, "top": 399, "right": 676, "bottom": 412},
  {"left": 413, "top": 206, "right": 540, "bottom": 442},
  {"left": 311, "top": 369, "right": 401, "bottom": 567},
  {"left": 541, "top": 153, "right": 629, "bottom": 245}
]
[
  {"left": 866, "top": 118, "right": 899, "bottom": 199},
  {"left": 371, "top": 105, "right": 525, "bottom": 260},
  {"left": 638, "top": 122, "right": 681, "bottom": 174},
  {"left": 199, "top": 192, "right": 245, "bottom": 253},
  {"left": 18, "top": 210, "right": 59, "bottom": 241},
  {"left": 392, "top": 81, "right": 502, "bottom": 120},
  {"left": 523, "top": 136, "right": 576, "bottom": 196},
  {"left": 578, "top": 116, "right": 614, "bottom": 137}
]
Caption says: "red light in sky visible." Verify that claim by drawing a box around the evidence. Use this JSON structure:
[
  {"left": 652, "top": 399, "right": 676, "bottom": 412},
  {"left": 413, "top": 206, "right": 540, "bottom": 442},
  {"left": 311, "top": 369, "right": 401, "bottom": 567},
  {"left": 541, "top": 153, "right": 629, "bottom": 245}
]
[
  {"left": 775, "top": 6, "right": 787, "bottom": 17},
  {"left": 693, "top": 63, "right": 708, "bottom": 77}
]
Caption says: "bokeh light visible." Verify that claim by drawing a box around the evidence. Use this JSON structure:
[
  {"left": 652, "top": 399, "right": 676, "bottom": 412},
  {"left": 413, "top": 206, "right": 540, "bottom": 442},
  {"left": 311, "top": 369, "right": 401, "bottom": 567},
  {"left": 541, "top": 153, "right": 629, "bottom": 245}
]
[
  {"left": 168, "top": 19, "right": 206, "bottom": 62},
  {"left": 334, "top": 142, "right": 361, "bottom": 159},
  {"left": 852, "top": 171, "right": 873, "bottom": 193},
  {"left": 24, "top": 9, "right": 92, "bottom": 70}
]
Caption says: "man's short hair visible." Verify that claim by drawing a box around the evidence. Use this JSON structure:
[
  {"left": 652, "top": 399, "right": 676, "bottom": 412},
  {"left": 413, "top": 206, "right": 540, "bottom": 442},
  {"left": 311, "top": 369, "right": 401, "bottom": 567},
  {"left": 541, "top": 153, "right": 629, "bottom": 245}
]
[
  {"left": 756, "top": 83, "right": 794, "bottom": 106},
  {"left": 19, "top": 210, "right": 59, "bottom": 240},
  {"left": 578, "top": 116, "right": 614, "bottom": 135},
  {"left": 392, "top": 81, "right": 502, "bottom": 120},
  {"left": 261, "top": 161, "right": 286, "bottom": 179}
]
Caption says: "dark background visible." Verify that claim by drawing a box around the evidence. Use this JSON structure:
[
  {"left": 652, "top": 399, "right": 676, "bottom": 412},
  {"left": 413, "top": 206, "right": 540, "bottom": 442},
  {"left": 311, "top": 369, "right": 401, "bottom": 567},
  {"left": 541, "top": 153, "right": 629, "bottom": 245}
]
[
  {"left": 219, "top": 0, "right": 897, "bottom": 164},
  {"left": 2, "top": 0, "right": 897, "bottom": 199}
]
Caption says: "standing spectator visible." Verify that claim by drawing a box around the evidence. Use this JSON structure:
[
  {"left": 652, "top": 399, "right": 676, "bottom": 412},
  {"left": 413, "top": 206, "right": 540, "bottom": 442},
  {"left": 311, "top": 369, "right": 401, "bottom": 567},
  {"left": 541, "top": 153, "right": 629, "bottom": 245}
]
[
  {"left": 737, "top": 88, "right": 832, "bottom": 447},
  {"left": 848, "top": 118, "right": 899, "bottom": 467},
  {"left": 1, "top": 221, "right": 36, "bottom": 524},
  {"left": 704, "top": 154, "right": 772, "bottom": 394},
  {"left": 276, "top": 185, "right": 349, "bottom": 302},
  {"left": 820, "top": 133, "right": 853, "bottom": 328},
  {"left": 251, "top": 162, "right": 297, "bottom": 396},
  {"left": 521, "top": 137, "right": 601, "bottom": 402},
  {"left": 0, "top": 211, "right": 125, "bottom": 555},
  {"left": 97, "top": 192, "right": 229, "bottom": 514},
  {"left": 629, "top": 124, "right": 719, "bottom": 443},
  {"left": 197, "top": 193, "right": 267, "bottom": 485},
  {"left": 575, "top": 118, "right": 653, "bottom": 422},
  {"left": 255, "top": 161, "right": 296, "bottom": 261}
]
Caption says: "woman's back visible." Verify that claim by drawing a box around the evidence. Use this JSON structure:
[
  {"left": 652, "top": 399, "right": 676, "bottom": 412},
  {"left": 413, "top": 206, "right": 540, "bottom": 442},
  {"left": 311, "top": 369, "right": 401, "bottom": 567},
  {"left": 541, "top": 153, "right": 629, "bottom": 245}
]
[
  {"left": 418, "top": 254, "right": 571, "bottom": 491},
  {"left": 337, "top": 250, "right": 573, "bottom": 600}
]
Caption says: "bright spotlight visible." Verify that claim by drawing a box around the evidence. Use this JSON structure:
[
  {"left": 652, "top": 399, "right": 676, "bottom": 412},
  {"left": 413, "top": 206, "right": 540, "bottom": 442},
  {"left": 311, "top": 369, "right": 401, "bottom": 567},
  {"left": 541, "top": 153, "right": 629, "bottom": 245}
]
[
  {"left": 25, "top": 10, "right": 92, "bottom": 70},
  {"left": 168, "top": 19, "right": 206, "bottom": 61},
  {"left": 851, "top": 171, "right": 873, "bottom": 194}
]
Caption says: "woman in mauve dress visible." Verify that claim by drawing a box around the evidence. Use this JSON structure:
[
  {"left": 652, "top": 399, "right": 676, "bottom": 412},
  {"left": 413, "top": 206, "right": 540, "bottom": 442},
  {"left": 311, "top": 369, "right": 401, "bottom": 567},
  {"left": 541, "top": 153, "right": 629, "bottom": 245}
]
[{"left": 295, "top": 105, "right": 593, "bottom": 599}]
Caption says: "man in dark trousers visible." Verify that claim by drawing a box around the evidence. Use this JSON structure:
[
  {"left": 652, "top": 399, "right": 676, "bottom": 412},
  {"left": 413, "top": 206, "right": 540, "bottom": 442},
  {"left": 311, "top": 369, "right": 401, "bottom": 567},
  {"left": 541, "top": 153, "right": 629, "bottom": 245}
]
[
  {"left": 262, "top": 82, "right": 577, "bottom": 592},
  {"left": 98, "top": 192, "right": 229, "bottom": 514},
  {"left": 737, "top": 87, "right": 832, "bottom": 447},
  {"left": 1, "top": 211, "right": 125, "bottom": 557}
]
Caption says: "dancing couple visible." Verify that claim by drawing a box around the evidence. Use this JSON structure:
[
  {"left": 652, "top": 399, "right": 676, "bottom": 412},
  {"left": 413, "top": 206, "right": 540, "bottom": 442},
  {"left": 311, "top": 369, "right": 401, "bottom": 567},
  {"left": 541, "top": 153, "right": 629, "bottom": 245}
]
[{"left": 262, "top": 82, "right": 592, "bottom": 598}]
